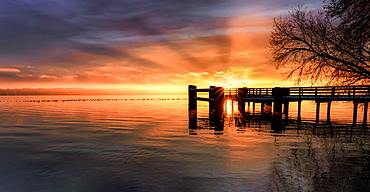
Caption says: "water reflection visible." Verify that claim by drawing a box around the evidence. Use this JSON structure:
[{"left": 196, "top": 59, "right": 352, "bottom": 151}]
[
  {"left": 269, "top": 124, "right": 370, "bottom": 191},
  {"left": 1, "top": 96, "right": 370, "bottom": 191},
  {"left": 189, "top": 99, "right": 370, "bottom": 191}
]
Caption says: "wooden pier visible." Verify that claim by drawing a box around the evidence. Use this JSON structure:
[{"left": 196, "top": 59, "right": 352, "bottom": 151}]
[{"left": 189, "top": 85, "right": 370, "bottom": 130}]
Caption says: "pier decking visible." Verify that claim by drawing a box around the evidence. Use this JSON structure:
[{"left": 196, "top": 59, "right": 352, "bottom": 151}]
[{"left": 188, "top": 85, "right": 370, "bottom": 130}]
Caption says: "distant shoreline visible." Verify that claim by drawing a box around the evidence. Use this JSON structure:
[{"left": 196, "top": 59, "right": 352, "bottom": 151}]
[{"left": 0, "top": 88, "right": 186, "bottom": 96}]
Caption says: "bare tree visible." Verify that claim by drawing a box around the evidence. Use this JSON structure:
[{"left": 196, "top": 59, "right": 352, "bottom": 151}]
[
  {"left": 269, "top": 1, "right": 370, "bottom": 85},
  {"left": 326, "top": 0, "right": 370, "bottom": 38}
]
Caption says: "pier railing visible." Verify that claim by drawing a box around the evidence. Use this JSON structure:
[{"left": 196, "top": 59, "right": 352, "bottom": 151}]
[
  {"left": 246, "top": 88, "right": 273, "bottom": 96},
  {"left": 287, "top": 86, "right": 370, "bottom": 101},
  {"left": 225, "top": 86, "right": 370, "bottom": 100}
]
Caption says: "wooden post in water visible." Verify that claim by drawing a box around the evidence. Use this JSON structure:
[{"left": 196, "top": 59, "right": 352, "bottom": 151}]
[
  {"left": 231, "top": 99, "right": 234, "bottom": 117},
  {"left": 327, "top": 102, "right": 332, "bottom": 124},
  {"left": 188, "top": 85, "right": 197, "bottom": 128},
  {"left": 316, "top": 102, "right": 320, "bottom": 123},
  {"left": 272, "top": 87, "right": 290, "bottom": 130},
  {"left": 215, "top": 87, "right": 225, "bottom": 129},
  {"left": 283, "top": 102, "right": 289, "bottom": 121},
  {"left": 252, "top": 102, "right": 256, "bottom": 115},
  {"left": 208, "top": 86, "right": 225, "bottom": 130},
  {"left": 363, "top": 102, "right": 368, "bottom": 127},
  {"left": 247, "top": 102, "right": 251, "bottom": 114},
  {"left": 297, "top": 101, "right": 302, "bottom": 122},
  {"left": 353, "top": 102, "right": 358, "bottom": 126},
  {"left": 209, "top": 86, "right": 216, "bottom": 125},
  {"left": 238, "top": 88, "right": 248, "bottom": 121}
]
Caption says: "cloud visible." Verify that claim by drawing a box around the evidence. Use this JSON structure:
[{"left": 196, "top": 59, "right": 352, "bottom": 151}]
[
  {"left": 0, "top": 68, "right": 20, "bottom": 73},
  {"left": 0, "top": 0, "right": 323, "bottom": 89}
]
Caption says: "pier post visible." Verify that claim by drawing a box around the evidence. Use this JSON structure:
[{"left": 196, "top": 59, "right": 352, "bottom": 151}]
[
  {"left": 316, "top": 102, "right": 320, "bottom": 123},
  {"left": 209, "top": 86, "right": 225, "bottom": 129},
  {"left": 238, "top": 88, "right": 248, "bottom": 121},
  {"left": 353, "top": 102, "right": 358, "bottom": 126},
  {"left": 327, "top": 102, "right": 331, "bottom": 124},
  {"left": 247, "top": 102, "right": 251, "bottom": 114},
  {"left": 215, "top": 87, "right": 225, "bottom": 130},
  {"left": 297, "top": 101, "right": 302, "bottom": 122},
  {"left": 209, "top": 86, "right": 217, "bottom": 126},
  {"left": 231, "top": 100, "right": 234, "bottom": 117},
  {"left": 252, "top": 102, "right": 256, "bottom": 115},
  {"left": 283, "top": 102, "right": 289, "bottom": 120},
  {"left": 272, "top": 87, "right": 290, "bottom": 130},
  {"left": 188, "top": 85, "right": 197, "bottom": 128},
  {"left": 363, "top": 102, "right": 368, "bottom": 127}
]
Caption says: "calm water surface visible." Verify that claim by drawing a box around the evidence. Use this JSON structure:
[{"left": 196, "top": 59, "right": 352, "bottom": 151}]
[{"left": 0, "top": 95, "right": 369, "bottom": 192}]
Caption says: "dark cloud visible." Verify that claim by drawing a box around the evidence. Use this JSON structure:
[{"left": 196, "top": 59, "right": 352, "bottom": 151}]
[{"left": 0, "top": 0, "right": 228, "bottom": 57}]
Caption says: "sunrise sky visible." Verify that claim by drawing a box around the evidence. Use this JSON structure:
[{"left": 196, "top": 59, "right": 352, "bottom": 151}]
[{"left": 0, "top": 0, "right": 324, "bottom": 94}]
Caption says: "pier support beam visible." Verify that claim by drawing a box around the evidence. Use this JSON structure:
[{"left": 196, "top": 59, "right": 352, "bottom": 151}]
[
  {"left": 297, "top": 101, "right": 302, "bottom": 122},
  {"left": 252, "top": 102, "right": 256, "bottom": 115},
  {"left": 188, "top": 85, "right": 197, "bottom": 128},
  {"left": 238, "top": 88, "right": 248, "bottom": 121},
  {"left": 283, "top": 102, "right": 289, "bottom": 121},
  {"left": 247, "top": 102, "right": 251, "bottom": 114},
  {"left": 364, "top": 102, "right": 368, "bottom": 127},
  {"left": 209, "top": 86, "right": 216, "bottom": 122},
  {"left": 353, "top": 102, "right": 358, "bottom": 126},
  {"left": 209, "top": 86, "right": 224, "bottom": 129},
  {"left": 316, "top": 102, "right": 320, "bottom": 123},
  {"left": 272, "top": 87, "right": 290, "bottom": 130},
  {"left": 327, "top": 102, "right": 331, "bottom": 124}
]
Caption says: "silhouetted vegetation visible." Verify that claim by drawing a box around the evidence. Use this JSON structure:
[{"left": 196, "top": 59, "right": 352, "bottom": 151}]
[{"left": 269, "top": 0, "right": 369, "bottom": 85}]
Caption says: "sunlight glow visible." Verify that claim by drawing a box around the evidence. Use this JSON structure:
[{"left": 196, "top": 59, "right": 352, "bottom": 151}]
[{"left": 225, "top": 99, "right": 237, "bottom": 117}]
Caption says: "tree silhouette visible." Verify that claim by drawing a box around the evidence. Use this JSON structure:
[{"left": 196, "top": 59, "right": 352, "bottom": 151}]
[{"left": 269, "top": 0, "right": 370, "bottom": 85}]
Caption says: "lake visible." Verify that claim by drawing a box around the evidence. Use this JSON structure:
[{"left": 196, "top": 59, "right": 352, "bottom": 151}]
[{"left": 0, "top": 95, "right": 369, "bottom": 191}]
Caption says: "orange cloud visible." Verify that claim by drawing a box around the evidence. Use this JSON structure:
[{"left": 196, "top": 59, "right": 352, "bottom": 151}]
[
  {"left": 0, "top": 15, "right": 296, "bottom": 91},
  {"left": 0, "top": 68, "right": 21, "bottom": 73}
]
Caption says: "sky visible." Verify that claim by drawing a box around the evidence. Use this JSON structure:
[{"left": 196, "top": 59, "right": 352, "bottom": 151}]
[{"left": 0, "top": 0, "right": 324, "bottom": 94}]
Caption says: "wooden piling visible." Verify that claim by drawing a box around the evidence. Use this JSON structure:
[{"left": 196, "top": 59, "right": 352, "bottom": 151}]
[
  {"left": 363, "top": 102, "right": 368, "bottom": 127},
  {"left": 297, "top": 101, "right": 302, "bottom": 122},
  {"left": 215, "top": 87, "right": 225, "bottom": 129},
  {"left": 188, "top": 85, "right": 197, "bottom": 128},
  {"left": 238, "top": 88, "right": 248, "bottom": 121},
  {"left": 283, "top": 102, "right": 289, "bottom": 120},
  {"left": 231, "top": 100, "right": 234, "bottom": 117},
  {"left": 247, "top": 102, "right": 251, "bottom": 114},
  {"left": 327, "top": 102, "right": 331, "bottom": 124},
  {"left": 208, "top": 86, "right": 225, "bottom": 129},
  {"left": 252, "top": 102, "right": 256, "bottom": 115},
  {"left": 272, "top": 87, "right": 290, "bottom": 130},
  {"left": 316, "top": 102, "right": 320, "bottom": 123},
  {"left": 209, "top": 86, "right": 216, "bottom": 123},
  {"left": 353, "top": 102, "right": 358, "bottom": 126}
]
